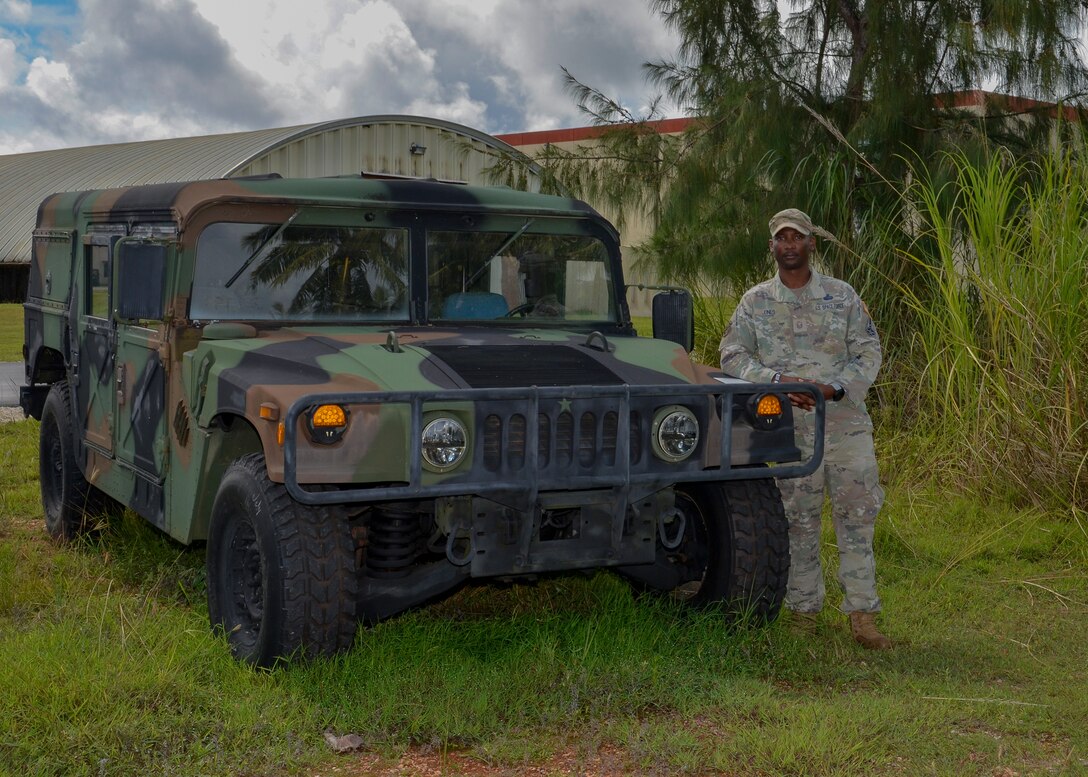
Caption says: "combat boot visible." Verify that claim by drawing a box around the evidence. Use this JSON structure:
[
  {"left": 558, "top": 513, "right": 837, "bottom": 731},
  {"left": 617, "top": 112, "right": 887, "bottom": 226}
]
[{"left": 848, "top": 612, "right": 892, "bottom": 650}]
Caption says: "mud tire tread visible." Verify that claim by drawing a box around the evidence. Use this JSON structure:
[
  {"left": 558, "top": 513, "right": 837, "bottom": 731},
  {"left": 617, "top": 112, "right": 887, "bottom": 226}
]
[
  {"left": 206, "top": 453, "right": 358, "bottom": 667},
  {"left": 677, "top": 478, "right": 790, "bottom": 622}
]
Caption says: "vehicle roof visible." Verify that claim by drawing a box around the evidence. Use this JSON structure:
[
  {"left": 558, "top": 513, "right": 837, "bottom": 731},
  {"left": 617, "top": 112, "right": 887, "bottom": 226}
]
[{"left": 38, "top": 175, "right": 607, "bottom": 232}]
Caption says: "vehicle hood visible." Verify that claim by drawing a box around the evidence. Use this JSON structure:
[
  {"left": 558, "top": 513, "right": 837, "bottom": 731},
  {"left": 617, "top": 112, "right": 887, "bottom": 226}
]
[{"left": 187, "top": 325, "right": 702, "bottom": 423}]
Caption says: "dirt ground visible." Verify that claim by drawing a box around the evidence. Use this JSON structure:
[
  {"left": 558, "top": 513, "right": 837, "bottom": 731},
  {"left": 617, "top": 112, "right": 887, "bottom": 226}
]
[{"left": 311, "top": 743, "right": 654, "bottom": 777}]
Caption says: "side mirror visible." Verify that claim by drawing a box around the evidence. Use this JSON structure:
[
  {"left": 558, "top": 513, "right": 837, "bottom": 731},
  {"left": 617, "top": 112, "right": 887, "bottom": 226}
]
[
  {"left": 651, "top": 289, "right": 694, "bottom": 352},
  {"left": 116, "top": 242, "right": 167, "bottom": 321}
]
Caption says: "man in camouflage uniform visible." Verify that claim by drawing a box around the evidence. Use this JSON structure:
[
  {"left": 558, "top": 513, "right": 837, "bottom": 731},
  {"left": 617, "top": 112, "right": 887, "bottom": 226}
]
[{"left": 719, "top": 208, "right": 891, "bottom": 649}]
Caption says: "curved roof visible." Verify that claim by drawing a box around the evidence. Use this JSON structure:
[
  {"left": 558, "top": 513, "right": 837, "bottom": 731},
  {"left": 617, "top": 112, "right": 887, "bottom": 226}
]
[{"left": 0, "top": 115, "right": 537, "bottom": 264}]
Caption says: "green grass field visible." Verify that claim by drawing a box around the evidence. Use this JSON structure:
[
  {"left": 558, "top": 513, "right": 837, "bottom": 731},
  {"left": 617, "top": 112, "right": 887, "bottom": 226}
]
[
  {"left": 1, "top": 414, "right": 1085, "bottom": 776},
  {"left": 0, "top": 303, "right": 22, "bottom": 362},
  {"left": 3, "top": 296, "right": 1086, "bottom": 775}
]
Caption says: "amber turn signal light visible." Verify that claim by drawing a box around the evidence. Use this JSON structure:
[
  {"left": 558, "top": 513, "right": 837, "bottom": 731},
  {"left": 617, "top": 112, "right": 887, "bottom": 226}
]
[{"left": 747, "top": 392, "right": 784, "bottom": 430}]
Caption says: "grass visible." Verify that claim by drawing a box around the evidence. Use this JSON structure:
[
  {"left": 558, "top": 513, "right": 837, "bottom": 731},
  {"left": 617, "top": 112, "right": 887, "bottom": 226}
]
[
  {"left": 850, "top": 145, "right": 1088, "bottom": 515},
  {"left": 0, "top": 303, "right": 22, "bottom": 362},
  {"left": 2, "top": 227, "right": 1085, "bottom": 773},
  {"left": 1, "top": 417, "right": 1085, "bottom": 776}
]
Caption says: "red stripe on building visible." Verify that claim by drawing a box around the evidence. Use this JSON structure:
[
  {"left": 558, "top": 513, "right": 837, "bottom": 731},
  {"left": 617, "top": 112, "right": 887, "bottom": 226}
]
[{"left": 496, "top": 117, "right": 696, "bottom": 147}]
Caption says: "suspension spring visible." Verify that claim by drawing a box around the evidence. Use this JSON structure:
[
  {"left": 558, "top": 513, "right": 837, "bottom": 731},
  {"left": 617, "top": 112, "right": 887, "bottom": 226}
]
[{"left": 366, "top": 504, "right": 425, "bottom": 578}]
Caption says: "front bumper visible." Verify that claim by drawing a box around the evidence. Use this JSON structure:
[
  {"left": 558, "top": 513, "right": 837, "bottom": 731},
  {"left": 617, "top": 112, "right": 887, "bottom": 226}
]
[{"left": 282, "top": 383, "right": 824, "bottom": 508}]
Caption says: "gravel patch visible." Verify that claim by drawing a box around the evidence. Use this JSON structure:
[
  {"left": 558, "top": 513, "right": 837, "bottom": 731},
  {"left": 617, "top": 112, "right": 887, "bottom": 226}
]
[{"left": 0, "top": 406, "right": 26, "bottom": 424}]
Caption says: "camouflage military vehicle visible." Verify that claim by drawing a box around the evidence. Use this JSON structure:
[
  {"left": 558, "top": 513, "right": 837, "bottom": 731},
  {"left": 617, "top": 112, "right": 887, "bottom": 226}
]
[{"left": 22, "top": 174, "right": 824, "bottom": 667}]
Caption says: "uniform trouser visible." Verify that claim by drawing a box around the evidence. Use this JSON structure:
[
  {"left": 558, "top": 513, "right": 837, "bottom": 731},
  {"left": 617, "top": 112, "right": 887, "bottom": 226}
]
[{"left": 776, "top": 409, "right": 884, "bottom": 614}]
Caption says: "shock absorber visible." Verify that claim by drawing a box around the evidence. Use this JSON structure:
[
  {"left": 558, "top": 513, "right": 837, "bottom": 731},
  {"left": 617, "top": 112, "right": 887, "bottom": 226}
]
[{"left": 365, "top": 503, "right": 425, "bottom": 578}]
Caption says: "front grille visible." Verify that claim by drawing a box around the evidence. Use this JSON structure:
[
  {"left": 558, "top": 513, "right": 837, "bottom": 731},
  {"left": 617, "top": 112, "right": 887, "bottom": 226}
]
[
  {"left": 482, "top": 407, "right": 642, "bottom": 473},
  {"left": 280, "top": 383, "right": 820, "bottom": 509}
]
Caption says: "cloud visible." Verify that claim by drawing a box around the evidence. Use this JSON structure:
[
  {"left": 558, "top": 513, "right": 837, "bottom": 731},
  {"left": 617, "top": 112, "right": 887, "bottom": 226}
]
[
  {"left": 69, "top": 0, "right": 279, "bottom": 131},
  {"left": 0, "top": 0, "right": 680, "bottom": 153},
  {"left": 0, "top": 0, "right": 280, "bottom": 151},
  {"left": 0, "top": 0, "right": 31, "bottom": 23},
  {"left": 394, "top": 0, "right": 680, "bottom": 131},
  {"left": 0, "top": 36, "right": 19, "bottom": 87},
  {"left": 190, "top": 0, "right": 494, "bottom": 126}
]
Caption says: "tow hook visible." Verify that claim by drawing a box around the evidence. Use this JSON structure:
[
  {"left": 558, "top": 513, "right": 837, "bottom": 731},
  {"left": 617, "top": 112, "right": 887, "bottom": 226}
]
[
  {"left": 445, "top": 521, "right": 476, "bottom": 566},
  {"left": 657, "top": 508, "right": 686, "bottom": 550}
]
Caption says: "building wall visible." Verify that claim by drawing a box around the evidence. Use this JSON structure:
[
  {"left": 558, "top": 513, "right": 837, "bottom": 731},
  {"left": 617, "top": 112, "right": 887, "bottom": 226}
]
[{"left": 496, "top": 119, "right": 695, "bottom": 318}]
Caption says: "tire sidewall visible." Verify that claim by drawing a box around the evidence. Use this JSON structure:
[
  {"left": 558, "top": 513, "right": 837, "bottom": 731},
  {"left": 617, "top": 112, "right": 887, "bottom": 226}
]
[
  {"left": 206, "top": 460, "right": 286, "bottom": 667},
  {"left": 39, "top": 383, "right": 85, "bottom": 541}
]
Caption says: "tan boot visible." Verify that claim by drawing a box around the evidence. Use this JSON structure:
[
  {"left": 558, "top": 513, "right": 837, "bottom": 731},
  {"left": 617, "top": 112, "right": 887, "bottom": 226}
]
[
  {"left": 848, "top": 612, "right": 892, "bottom": 650},
  {"left": 788, "top": 610, "right": 820, "bottom": 637}
]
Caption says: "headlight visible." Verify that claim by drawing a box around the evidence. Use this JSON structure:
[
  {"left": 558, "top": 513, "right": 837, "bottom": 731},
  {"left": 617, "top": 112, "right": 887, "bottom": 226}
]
[
  {"left": 747, "top": 392, "right": 784, "bottom": 430},
  {"left": 421, "top": 417, "right": 468, "bottom": 471},
  {"left": 307, "top": 404, "right": 348, "bottom": 445},
  {"left": 652, "top": 406, "right": 699, "bottom": 462}
]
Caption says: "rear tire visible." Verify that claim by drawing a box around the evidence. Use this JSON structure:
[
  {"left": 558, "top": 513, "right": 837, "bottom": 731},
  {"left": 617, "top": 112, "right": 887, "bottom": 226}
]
[
  {"left": 206, "top": 454, "right": 358, "bottom": 667},
  {"left": 39, "top": 382, "right": 96, "bottom": 541},
  {"left": 640, "top": 479, "right": 790, "bottom": 622}
]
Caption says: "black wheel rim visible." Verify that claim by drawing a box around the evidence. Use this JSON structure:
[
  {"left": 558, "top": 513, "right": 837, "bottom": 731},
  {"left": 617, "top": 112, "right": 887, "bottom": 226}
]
[
  {"left": 225, "top": 517, "right": 263, "bottom": 647},
  {"left": 668, "top": 491, "right": 711, "bottom": 602}
]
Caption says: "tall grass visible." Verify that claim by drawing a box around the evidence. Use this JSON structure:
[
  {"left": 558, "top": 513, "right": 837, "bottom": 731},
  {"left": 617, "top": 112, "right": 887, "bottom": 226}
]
[{"left": 880, "top": 146, "right": 1088, "bottom": 513}]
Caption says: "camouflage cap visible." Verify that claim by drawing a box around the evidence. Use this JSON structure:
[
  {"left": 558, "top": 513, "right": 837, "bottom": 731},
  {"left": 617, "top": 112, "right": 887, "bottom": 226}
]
[{"left": 769, "top": 208, "right": 814, "bottom": 237}]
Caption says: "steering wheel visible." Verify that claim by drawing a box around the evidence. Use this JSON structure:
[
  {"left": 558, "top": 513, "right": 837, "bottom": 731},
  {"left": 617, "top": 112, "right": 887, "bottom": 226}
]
[{"left": 505, "top": 302, "right": 535, "bottom": 318}]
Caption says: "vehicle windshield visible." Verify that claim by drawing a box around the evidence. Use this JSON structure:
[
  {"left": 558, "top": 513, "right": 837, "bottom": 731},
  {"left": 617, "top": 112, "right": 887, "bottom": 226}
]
[
  {"left": 428, "top": 228, "right": 616, "bottom": 323},
  {"left": 190, "top": 215, "right": 617, "bottom": 325},
  {"left": 191, "top": 222, "right": 410, "bottom": 322}
]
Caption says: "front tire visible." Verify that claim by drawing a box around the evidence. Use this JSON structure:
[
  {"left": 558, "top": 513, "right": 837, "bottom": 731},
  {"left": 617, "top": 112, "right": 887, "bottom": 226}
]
[
  {"left": 629, "top": 479, "right": 790, "bottom": 622},
  {"left": 206, "top": 454, "right": 358, "bottom": 667},
  {"left": 39, "top": 382, "right": 96, "bottom": 541}
]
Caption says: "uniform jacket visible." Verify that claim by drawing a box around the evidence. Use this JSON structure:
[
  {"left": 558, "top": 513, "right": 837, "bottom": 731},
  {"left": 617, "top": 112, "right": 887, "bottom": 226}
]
[{"left": 718, "top": 269, "right": 881, "bottom": 422}]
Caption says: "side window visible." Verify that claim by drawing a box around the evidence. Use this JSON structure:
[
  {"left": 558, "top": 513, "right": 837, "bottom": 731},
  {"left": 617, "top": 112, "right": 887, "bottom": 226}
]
[{"left": 87, "top": 243, "right": 111, "bottom": 319}]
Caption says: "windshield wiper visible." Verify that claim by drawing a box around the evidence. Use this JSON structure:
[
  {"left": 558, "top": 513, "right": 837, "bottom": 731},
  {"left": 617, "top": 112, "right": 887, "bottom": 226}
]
[
  {"left": 463, "top": 218, "right": 535, "bottom": 289},
  {"left": 225, "top": 210, "right": 301, "bottom": 288},
  {"left": 489, "top": 218, "right": 534, "bottom": 262}
]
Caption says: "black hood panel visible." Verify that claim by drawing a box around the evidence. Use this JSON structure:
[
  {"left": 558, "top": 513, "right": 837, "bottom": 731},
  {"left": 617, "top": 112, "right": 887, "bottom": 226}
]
[{"left": 424, "top": 344, "right": 624, "bottom": 388}]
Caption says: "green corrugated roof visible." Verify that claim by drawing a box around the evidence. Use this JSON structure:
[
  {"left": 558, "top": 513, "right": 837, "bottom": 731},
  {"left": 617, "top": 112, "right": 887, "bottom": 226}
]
[{"left": 0, "top": 116, "right": 535, "bottom": 264}]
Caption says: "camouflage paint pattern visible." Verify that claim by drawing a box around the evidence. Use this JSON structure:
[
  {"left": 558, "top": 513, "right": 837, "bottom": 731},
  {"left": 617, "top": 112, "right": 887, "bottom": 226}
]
[
  {"left": 776, "top": 412, "right": 883, "bottom": 613},
  {"left": 24, "top": 175, "right": 815, "bottom": 550},
  {"left": 719, "top": 269, "right": 883, "bottom": 613}
]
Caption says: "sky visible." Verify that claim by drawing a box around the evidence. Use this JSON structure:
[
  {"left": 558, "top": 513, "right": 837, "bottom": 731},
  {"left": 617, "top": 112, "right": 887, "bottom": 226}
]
[{"left": 0, "top": 0, "right": 683, "bottom": 155}]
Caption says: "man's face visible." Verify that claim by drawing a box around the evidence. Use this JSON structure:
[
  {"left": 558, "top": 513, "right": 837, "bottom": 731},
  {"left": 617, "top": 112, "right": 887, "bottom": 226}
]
[{"left": 769, "top": 227, "right": 814, "bottom": 272}]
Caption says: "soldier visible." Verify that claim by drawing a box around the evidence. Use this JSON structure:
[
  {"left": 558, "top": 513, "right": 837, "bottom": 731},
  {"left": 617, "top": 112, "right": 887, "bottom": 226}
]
[{"left": 719, "top": 208, "right": 891, "bottom": 650}]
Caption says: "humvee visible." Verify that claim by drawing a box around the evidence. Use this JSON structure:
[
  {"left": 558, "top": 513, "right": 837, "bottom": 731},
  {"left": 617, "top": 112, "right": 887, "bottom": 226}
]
[{"left": 22, "top": 174, "right": 824, "bottom": 667}]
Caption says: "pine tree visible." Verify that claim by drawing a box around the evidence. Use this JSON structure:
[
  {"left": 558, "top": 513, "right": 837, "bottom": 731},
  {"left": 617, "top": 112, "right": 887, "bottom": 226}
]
[{"left": 493, "top": 1, "right": 1088, "bottom": 289}]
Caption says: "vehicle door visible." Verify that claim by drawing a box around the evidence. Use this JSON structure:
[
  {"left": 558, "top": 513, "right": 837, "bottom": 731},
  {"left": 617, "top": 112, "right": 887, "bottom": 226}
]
[
  {"left": 112, "top": 238, "right": 171, "bottom": 481},
  {"left": 76, "top": 229, "right": 126, "bottom": 453}
]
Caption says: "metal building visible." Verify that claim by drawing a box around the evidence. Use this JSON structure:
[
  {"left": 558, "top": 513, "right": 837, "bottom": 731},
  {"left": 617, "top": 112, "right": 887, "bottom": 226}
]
[{"left": 0, "top": 115, "right": 538, "bottom": 302}]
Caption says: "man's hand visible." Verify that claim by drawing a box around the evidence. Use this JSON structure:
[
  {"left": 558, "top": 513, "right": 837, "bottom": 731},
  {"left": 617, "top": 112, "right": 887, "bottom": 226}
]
[{"left": 778, "top": 374, "right": 834, "bottom": 410}]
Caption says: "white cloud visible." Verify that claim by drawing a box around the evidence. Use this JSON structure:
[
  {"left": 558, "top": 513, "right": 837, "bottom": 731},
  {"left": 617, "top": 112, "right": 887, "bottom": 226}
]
[
  {"left": 0, "top": 37, "right": 19, "bottom": 86},
  {"left": 0, "top": 0, "right": 681, "bottom": 152},
  {"left": 23, "top": 56, "right": 74, "bottom": 102},
  {"left": 189, "top": 0, "right": 446, "bottom": 122},
  {"left": 0, "top": 0, "right": 31, "bottom": 23},
  {"left": 406, "top": 81, "right": 488, "bottom": 127}
]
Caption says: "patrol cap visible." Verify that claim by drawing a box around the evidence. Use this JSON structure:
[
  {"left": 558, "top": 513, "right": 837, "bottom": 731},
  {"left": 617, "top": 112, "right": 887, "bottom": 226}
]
[{"left": 769, "top": 208, "right": 814, "bottom": 237}]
